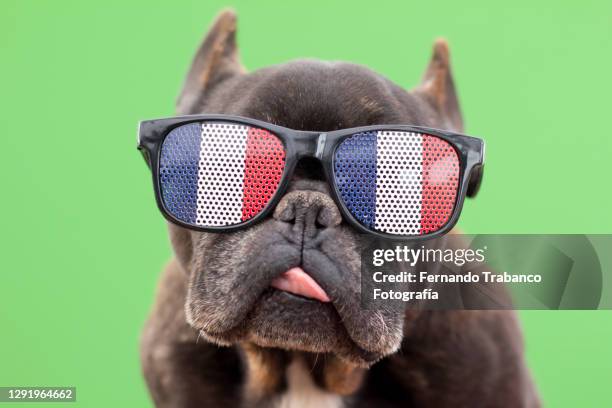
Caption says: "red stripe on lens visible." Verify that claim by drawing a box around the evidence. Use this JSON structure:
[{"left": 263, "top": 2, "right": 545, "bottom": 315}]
[
  {"left": 420, "top": 135, "right": 460, "bottom": 234},
  {"left": 241, "top": 128, "right": 286, "bottom": 221}
]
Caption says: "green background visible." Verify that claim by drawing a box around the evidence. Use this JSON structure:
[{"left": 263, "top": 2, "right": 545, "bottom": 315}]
[{"left": 1, "top": 0, "right": 611, "bottom": 406}]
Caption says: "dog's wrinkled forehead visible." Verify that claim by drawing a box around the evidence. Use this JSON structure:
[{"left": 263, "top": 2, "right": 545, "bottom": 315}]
[
  {"left": 176, "top": 11, "right": 463, "bottom": 133},
  {"left": 211, "top": 61, "right": 427, "bottom": 131}
]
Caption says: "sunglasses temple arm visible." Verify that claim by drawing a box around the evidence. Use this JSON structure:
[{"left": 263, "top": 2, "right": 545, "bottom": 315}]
[
  {"left": 466, "top": 139, "right": 485, "bottom": 198},
  {"left": 136, "top": 121, "right": 153, "bottom": 169},
  {"left": 138, "top": 147, "right": 152, "bottom": 169}
]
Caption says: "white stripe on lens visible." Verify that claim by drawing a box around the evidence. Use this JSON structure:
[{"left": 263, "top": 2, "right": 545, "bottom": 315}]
[
  {"left": 196, "top": 123, "right": 248, "bottom": 226},
  {"left": 374, "top": 131, "right": 423, "bottom": 235}
]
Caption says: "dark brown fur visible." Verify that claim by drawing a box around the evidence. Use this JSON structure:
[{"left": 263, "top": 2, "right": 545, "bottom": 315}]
[{"left": 141, "top": 10, "right": 539, "bottom": 407}]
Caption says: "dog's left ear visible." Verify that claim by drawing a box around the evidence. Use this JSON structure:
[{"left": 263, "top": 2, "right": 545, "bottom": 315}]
[
  {"left": 176, "top": 10, "right": 246, "bottom": 114},
  {"left": 415, "top": 39, "right": 463, "bottom": 132}
]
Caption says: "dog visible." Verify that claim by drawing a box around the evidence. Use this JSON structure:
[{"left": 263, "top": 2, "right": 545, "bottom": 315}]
[{"left": 140, "top": 10, "right": 540, "bottom": 407}]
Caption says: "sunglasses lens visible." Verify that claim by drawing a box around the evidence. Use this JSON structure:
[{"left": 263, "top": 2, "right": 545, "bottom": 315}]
[
  {"left": 333, "top": 131, "right": 460, "bottom": 236},
  {"left": 159, "top": 122, "right": 286, "bottom": 227}
]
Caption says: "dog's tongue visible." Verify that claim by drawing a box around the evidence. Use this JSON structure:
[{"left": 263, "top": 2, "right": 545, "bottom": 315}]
[{"left": 270, "top": 267, "right": 330, "bottom": 303}]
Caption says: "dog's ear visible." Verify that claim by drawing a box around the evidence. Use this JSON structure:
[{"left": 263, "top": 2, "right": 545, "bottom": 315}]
[
  {"left": 415, "top": 39, "right": 463, "bottom": 132},
  {"left": 177, "top": 10, "right": 245, "bottom": 114}
]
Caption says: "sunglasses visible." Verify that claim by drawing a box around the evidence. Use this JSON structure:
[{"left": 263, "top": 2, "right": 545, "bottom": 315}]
[{"left": 137, "top": 114, "right": 485, "bottom": 240}]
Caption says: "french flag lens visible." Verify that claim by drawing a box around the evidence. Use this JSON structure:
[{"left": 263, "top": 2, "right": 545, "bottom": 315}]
[
  {"left": 159, "top": 122, "right": 286, "bottom": 226},
  {"left": 334, "top": 131, "right": 460, "bottom": 235}
]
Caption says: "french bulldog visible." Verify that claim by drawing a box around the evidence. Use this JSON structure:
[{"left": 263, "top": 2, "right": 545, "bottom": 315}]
[{"left": 140, "top": 10, "right": 540, "bottom": 408}]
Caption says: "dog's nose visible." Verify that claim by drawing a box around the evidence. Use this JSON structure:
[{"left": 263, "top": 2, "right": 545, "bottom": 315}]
[{"left": 273, "top": 190, "right": 342, "bottom": 238}]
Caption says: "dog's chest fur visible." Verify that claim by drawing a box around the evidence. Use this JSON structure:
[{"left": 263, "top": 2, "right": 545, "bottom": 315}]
[{"left": 275, "top": 359, "right": 343, "bottom": 408}]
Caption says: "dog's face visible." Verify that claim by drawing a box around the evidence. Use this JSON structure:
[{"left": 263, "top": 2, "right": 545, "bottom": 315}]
[{"left": 171, "top": 11, "right": 463, "bottom": 366}]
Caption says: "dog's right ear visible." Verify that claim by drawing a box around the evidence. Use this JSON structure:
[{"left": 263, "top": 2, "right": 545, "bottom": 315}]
[{"left": 176, "top": 10, "right": 245, "bottom": 114}]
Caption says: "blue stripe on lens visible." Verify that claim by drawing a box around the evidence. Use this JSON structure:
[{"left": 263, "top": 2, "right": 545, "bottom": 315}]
[
  {"left": 333, "top": 131, "right": 378, "bottom": 229},
  {"left": 159, "top": 123, "right": 202, "bottom": 224}
]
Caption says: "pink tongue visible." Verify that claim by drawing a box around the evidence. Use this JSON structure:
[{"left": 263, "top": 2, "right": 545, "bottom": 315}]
[{"left": 270, "top": 267, "right": 330, "bottom": 303}]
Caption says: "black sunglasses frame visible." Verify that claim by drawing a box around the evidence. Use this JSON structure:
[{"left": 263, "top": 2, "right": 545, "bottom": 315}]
[{"left": 138, "top": 114, "right": 485, "bottom": 241}]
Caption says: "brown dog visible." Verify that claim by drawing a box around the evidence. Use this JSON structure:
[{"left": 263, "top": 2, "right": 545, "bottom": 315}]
[{"left": 140, "top": 10, "right": 539, "bottom": 407}]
